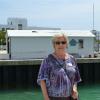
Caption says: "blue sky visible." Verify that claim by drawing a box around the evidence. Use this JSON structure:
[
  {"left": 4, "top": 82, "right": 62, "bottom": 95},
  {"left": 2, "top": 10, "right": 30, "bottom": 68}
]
[{"left": 0, "top": 0, "right": 99, "bottom": 30}]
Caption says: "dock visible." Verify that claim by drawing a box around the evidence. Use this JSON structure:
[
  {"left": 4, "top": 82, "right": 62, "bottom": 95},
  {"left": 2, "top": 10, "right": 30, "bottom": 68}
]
[
  {"left": 0, "top": 58, "right": 100, "bottom": 65},
  {"left": 0, "top": 58, "right": 100, "bottom": 89}
]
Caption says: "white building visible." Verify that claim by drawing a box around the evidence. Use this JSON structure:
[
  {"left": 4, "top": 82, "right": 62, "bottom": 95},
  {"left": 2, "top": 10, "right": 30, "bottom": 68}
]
[
  {"left": 6, "top": 30, "right": 95, "bottom": 59},
  {"left": 0, "top": 18, "right": 60, "bottom": 31},
  {"left": 67, "top": 30, "right": 95, "bottom": 57},
  {"left": 7, "top": 18, "right": 27, "bottom": 30},
  {"left": 0, "top": 18, "right": 27, "bottom": 30}
]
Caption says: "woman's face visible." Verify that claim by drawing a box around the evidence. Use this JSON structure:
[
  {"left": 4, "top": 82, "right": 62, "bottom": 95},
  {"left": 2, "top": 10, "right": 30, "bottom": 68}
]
[{"left": 53, "top": 36, "right": 67, "bottom": 53}]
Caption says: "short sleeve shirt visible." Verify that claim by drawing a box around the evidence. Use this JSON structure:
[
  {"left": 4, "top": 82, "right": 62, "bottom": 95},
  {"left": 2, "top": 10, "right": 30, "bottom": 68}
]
[{"left": 37, "top": 54, "right": 81, "bottom": 97}]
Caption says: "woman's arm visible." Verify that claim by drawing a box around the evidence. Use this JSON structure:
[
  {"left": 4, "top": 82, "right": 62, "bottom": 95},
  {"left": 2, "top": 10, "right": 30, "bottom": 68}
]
[
  {"left": 71, "top": 84, "right": 78, "bottom": 99},
  {"left": 40, "top": 80, "right": 50, "bottom": 100}
]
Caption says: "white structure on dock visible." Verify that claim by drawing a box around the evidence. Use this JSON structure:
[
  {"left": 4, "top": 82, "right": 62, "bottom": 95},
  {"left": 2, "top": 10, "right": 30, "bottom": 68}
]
[{"left": 6, "top": 30, "right": 95, "bottom": 59}]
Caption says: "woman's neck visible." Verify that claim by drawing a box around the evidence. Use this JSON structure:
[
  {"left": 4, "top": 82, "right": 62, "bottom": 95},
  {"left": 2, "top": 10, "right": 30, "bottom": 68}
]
[{"left": 53, "top": 52, "right": 68, "bottom": 59}]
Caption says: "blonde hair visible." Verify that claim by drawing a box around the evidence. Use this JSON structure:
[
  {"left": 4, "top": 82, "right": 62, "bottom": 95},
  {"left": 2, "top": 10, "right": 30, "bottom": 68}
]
[{"left": 52, "top": 33, "right": 69, "bottom": 47}]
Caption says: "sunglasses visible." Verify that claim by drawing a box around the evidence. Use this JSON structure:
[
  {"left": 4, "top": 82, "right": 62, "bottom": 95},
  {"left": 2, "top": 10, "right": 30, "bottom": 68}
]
[{"left": 54, "top": 41, "right": 66, "bottom": 45}]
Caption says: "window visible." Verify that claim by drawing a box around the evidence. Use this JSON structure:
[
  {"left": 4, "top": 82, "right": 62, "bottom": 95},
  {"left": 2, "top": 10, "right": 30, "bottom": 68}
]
[
  {"left": 6, "top": 28, "right": 10, "bottom": 30},
  {"left": 11, "top": 22, "right": 12, "bottom": 25},
  {"left": 78, "top": 39, "right": 84, "bottom": 49},
  {"left": 18, "top": 24, "right": 22, "bottom": 30},
  {"left": 69, "top": 39, "right": 77, "bottom": 46}
]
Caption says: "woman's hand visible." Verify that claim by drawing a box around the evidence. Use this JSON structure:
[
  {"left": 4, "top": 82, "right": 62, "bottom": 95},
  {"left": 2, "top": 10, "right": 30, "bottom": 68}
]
[
  {"left": 40, "top": 80, "right": 50, "bottom": 100},
  {"left": 44, "top": 97, "right": 50, "bottom": 100},
  {"left": 71, "top": 89, "right": 78, "bottom": 99},
  {"left": 71, "top": 84, "right": 78, "bottom": 99}
]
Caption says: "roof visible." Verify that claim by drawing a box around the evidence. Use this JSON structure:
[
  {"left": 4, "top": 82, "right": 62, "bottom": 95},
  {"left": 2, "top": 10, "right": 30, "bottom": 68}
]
[{"left": 7, "top": 30, "right": 95, "bottom": 37}]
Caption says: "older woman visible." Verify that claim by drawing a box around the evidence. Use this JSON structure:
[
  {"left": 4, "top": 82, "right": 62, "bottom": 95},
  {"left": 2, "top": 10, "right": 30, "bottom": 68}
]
[{"left": 37, "top": 33, "right": 81, "bottom": 100}]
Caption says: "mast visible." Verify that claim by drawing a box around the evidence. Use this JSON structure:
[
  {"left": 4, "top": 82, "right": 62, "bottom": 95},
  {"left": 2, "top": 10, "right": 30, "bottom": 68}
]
[{"left": 93, "top": 3, "right": 94, "bottom": 30}]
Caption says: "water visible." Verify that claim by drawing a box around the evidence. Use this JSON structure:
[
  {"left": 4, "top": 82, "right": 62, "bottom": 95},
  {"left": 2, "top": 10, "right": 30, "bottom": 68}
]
[
  {"left": 34, "top": 84, "right": 100, "bottom": 100},
  {"left": 0, "top": 84, "right": 99, "bottom": 100},
  {"left": 78, "top": 84, "right": 100, "bottom": 100}
]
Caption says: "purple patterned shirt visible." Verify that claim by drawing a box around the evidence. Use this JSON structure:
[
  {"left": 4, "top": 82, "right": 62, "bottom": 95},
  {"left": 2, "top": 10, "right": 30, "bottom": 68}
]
[{"left": 37, "top": 54, "right": 81, "bottom": 97}]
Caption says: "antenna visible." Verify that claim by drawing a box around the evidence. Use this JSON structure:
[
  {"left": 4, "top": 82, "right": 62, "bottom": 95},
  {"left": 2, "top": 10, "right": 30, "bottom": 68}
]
[{"left": 93, "top": 3, "right": 94, "bottom": 30}]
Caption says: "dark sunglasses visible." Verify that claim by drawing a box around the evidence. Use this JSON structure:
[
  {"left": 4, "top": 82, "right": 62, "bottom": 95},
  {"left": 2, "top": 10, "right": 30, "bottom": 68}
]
[{"left": 54, "top": 41, "right": 66, "bottom": 45}]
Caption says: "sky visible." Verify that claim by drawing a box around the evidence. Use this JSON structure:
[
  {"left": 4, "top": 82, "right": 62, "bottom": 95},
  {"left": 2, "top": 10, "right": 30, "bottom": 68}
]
[{"left": 0, "top": 0, "right": 100, "bottom": 30}]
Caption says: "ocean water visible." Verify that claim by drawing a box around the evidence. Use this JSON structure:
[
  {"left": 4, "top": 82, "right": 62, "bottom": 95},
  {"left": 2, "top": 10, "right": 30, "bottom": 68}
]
[
  {"left": 78, "top": 84, "right": 100, "bottom": 100},
  {"left": 0, "top": 84, "right": 100, "bottom": 100}
]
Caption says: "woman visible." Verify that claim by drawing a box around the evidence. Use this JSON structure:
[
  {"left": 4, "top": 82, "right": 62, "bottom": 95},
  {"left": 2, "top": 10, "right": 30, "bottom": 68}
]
[{"left": 37, "top": 33, "right": 81, "bottom": 100}]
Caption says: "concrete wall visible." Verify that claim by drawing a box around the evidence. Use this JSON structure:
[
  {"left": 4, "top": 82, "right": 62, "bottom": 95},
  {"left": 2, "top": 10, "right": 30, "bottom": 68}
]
[{"left": 0, "top": 62, "right": 100, "bottom": 89}]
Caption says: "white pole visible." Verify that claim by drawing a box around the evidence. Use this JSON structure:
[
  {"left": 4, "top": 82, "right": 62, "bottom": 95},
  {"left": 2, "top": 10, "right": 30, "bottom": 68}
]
[{"left": 93, "top": 3, "right": 94, "bottom": 30}]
